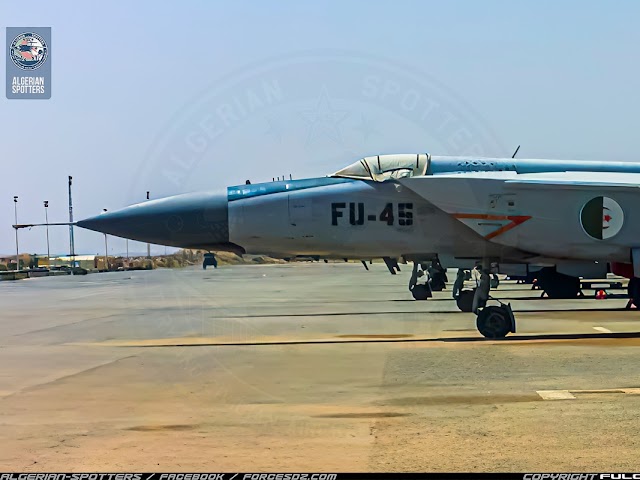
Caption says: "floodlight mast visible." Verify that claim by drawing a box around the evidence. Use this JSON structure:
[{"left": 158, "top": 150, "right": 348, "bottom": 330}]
[
  {"left": 13, "top": 196, "right": 19, "bottom": 271},
  {"left": 44, "top": 200, "right": 50, "bottom": 265},
  {"left": 68, "top": 176, "right": 75, "bottom": 271}
]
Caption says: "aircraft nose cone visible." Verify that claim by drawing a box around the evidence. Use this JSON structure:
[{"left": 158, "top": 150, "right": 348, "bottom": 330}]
[{"left": 77, "top": 191, "right": 234, "bottom": 250}]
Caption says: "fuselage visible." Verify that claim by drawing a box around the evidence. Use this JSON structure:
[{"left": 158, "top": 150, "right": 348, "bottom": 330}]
[
  {"left": 76, "top": 154, "right": 640, "bottom": 267},
  {"left": 227, "top": 177, "right": 522, "bottom": 260}
]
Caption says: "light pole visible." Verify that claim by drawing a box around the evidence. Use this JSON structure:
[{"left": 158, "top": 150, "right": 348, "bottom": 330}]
[
  {"left": 102, "top": 209, "right": 109, "bottom": 272},
  {"left": 13, "top": 196, "right": 19, "bottom": 271},
  {"left": 44, "top": 200, "right": 50, "bottom": 267},
  {"left": 146, "top": 191, "right": 151, "bottom": 260},
  {"left": 68, "top": 176, "right": 75, "bottom": 271}
]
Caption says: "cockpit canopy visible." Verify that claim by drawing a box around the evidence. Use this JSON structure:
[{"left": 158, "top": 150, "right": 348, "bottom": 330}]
[{"left": 331, "top": 154, "right": 430, "bottom": 182}]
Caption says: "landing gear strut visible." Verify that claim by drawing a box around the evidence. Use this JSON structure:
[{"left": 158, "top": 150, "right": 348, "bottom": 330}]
[
  {"left": 472, "top": 268, "right": 515, "bottom": 338},
  {"left": 626, "top": 277, "right": 640, "bottom": 309},
  {"left": 454, "top": 266, "right": 487, "bottom": 312},
  {"left": 459, "top": 266, "right": 516, "bottom": 338},
  {"left": 428, "top": 256, "right": 447, "bottom": 291},
  {"left": 430, "top": 270, "right": 447, "bottom": 291},
  {"left": 409, "top": 261, "right": 432, "bottom": 300}
]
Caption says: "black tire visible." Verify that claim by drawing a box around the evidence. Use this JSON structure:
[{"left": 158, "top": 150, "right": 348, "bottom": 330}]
[
  {"left": 411, "top": 284, "right": 432, "bottom": 300},
  {"left": 430, "top": 274, "right": 446, "bottom": 291},
  {"left": 476, "top": 306, "right": 511, "bottom": 339},
  {"left": 456, "top": 288, "right": 475, "bottom": 312},
  {"left": 203, "top": 254, "right": 217, "bottom": 269},
  {"left": 628, "top": 278, "right": 640, "bottom": 308}
]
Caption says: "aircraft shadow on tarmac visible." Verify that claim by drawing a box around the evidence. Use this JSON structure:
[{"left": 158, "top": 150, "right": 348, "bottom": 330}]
[
  {"left": 225, "top": 311, "right": 457, "bottom": 318},
  {"left": 125, "top": 330, "right": 640, "bottom": 348},
  {"left": 511, "top": 307, "right": 634, "bottom": 313},
  {"left": 393, "top": 293, "right": 630, "bottom": 302},
  {"left": 227, "top": 306, "right": 636, "bottom": 318},
  {"left": 391, "top": 296, "right": 559, "bottom": 302},
  {"left": 440, "top": 330, "right": 640, "bottom": 343}
]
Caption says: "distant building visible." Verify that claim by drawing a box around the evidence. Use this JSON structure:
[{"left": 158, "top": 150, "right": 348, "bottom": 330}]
[
  {"left": 45, "top": 254, "right": 98, "bottom": 270},
  {"left": 0, "top": 254, "right": 31, "bottom": 270}
]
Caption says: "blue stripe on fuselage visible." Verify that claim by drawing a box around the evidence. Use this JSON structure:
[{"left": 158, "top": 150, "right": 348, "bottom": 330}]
[{"left": 227, "top": 177, "right": 355, "bottom": 201}]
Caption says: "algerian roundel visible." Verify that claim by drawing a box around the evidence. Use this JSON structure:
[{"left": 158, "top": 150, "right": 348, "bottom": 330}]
[{"left": 580, "top": 196, "right": 624, "bottom": 240}]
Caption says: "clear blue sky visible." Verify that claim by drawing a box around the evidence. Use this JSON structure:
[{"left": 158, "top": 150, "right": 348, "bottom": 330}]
[{"left": 2, "top": 0, "right": 639, "bottom": 255}]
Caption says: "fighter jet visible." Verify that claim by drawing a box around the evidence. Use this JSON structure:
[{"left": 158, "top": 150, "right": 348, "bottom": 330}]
[{"left": 75, "top": 153, "right": 640, "bottom": 338}]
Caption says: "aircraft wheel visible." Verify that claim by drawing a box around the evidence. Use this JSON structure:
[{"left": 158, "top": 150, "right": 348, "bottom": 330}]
[
  {"left": 628, "top": 278, "right": 640, "bottom": 308},
  {"left": 476, "top": 306, "right": 511, "bottom": 339},
  {"left": 456, "top": 288, "right": 475, "bottom": 312},
  {"left": 411, "top": 284, "right": 432, "bottom": 300},
  {"left": 431, "top": 275, "right": 446, "bottom": 292}
]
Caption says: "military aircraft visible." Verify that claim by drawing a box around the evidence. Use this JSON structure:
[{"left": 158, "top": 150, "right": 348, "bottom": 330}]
[{"left": 72, "top": 153, "right": 640, "bottom": 338}]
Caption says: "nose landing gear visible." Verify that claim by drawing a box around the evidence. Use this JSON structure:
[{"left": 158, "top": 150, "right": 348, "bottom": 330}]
[
  {"left": 203, "top": 252, "right": 217, "bottom": 269},
  {"left": 466, "top": 266, "right": 516, "bottom": 338}
]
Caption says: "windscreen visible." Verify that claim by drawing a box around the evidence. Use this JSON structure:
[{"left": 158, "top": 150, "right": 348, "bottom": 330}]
[{"left": 331, "top": 153, "right": 430, "bottom": 181}]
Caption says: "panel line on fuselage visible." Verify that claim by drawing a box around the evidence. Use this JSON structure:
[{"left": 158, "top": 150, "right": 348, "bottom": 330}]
[{"left": 228, "top": 177, "right": 355, "bottom": 202}]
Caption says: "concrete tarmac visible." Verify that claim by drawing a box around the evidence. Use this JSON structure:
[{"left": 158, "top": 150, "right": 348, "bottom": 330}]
[{"left": 1, "top": 263, "right": 640, "bottom": 471}]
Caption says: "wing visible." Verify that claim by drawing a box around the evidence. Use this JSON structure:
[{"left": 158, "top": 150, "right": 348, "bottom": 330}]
[{"left": 399, "top": 171, "right": 640, "bottom": 262}]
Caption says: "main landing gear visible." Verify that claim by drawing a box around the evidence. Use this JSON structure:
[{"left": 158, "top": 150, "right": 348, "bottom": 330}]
[
  {"left": 468, "top": 267, "right": 516, "bottom": 339},
  {"left": 407, "top": 258, "right": 447, "bottom": 299},
  {"left": 408, "top": 261, "right": 516, "bottom": 338},
  {"left": 453, "top": 267, "right": 500, "bottom": 313},
  {"left": 429, "top": 257, "right": 448, "bottom": 292},
  {"left": 454, "top": 266, "right": 584, "bottom": 338}
]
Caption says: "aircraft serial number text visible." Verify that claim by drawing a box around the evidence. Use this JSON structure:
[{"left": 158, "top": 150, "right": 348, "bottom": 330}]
[{"left": 330, "top": 202, "right": 413, "bottom": 226}]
